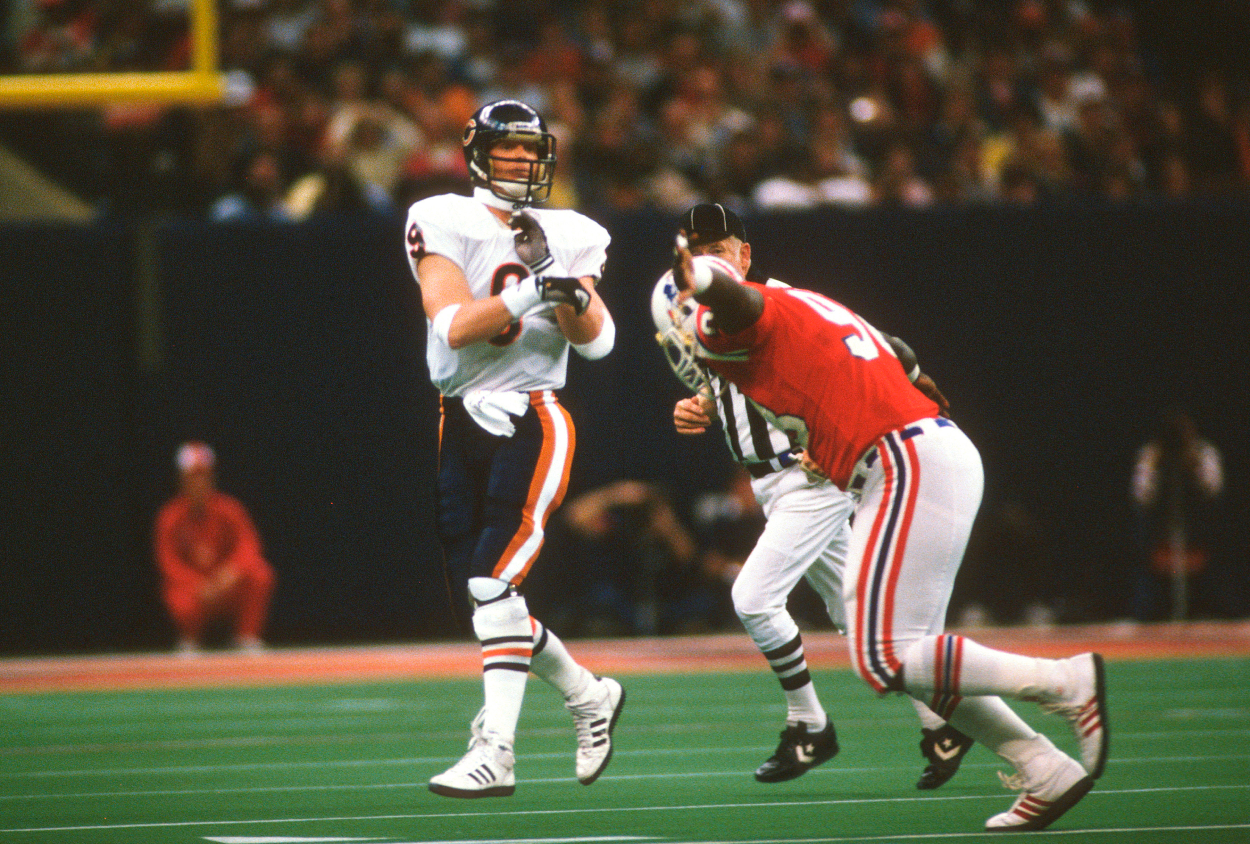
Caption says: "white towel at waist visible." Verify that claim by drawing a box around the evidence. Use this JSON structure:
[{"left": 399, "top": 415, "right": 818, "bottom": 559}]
[{"left": 462, "top": 389, "right": 531, "bottom": 437}]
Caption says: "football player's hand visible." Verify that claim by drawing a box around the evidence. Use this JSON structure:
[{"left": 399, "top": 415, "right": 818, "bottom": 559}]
[
  {"left": 510, "top": 210, "right": 554, "bottom": 273},
  {"left": 674, "top": 394, "right": 715, "bottom": 435},
  {"left": 538, "top": 276, "right": 590, "bottom": 315},
  {"left": 915, "top": 373, "right": 951, "bottom": 418},
  {"left": 671, "top": 232, "right": 695, "bottom": 293},
  {"left": 798, "top": 451, "right": 830, "bottom": 483}
]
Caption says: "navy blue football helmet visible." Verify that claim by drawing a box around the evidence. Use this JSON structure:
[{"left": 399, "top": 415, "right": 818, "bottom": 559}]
[{"left": 462, "top": 100, "right": 556, "bottom": 205}]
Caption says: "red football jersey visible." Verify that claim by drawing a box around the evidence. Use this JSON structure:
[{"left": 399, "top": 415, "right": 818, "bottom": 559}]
[
  {"left": 696, "top": 283, "right": 939, "bottom": 488},
  {"left": 154, "top": 492, "right": 269, "bottom": 592}
]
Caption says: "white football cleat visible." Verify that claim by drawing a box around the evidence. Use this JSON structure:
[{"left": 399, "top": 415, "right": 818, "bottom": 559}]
[
  {"left": 1041, "top": 652, "right": 1109, "bottom": 778},
  {"left": 567, "top": 675, "right": 625, "bottom": 785},
  {"left": 985, "top": 751, "right": 1093, "bottom": 832},
  {"left": 429, "top": 718, "right": 516, "bottom": 799}
]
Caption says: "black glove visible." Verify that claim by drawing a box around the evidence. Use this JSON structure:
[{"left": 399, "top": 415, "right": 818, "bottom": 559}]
[
  {"left": 510, "top": 210, "right": 554, "bottom": 273},
  {"left": 538, "top": 276, "right": 590, "bottom": 315}
]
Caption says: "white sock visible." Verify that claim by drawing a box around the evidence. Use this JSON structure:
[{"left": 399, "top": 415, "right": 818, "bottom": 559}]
[
  {"left": 528, "top": 619, "right": 593, "bottom": 701},
  {"left": 785, "top": 685, "right": 826, "bottom": 730},
  {"left": 481, "top": 665, "right": 528, "bottom": 742},
  {"left": 902, "top": 634, "right": 1064, "bottom": 702},
  {"left": 473, "top": 595, "right": 533, "bottom": 743},
  {"left": 944, "top": 695, "right": 1039, "bottom": 757},
  {"left": 910, "top": 697, "right": 947, "bottom": 731}
]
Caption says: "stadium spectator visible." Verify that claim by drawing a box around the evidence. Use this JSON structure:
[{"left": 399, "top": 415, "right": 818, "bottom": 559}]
[
  {"left": 210, "top": 147, "right": 294, "bottom": 222},
  {"left": 1130, "top": 409, "right": 1226, "bottom": 621},
  {"left": 556, "top": 480, "right": 700, "bottom": 636},
  {"left": 1186, "top": 70, "right": 1244, "bottom": 195},
  {"left": 153, "top": 442, "right": 275, "bottom": 654},
  {"left": 2, "top": 0, "right": 1249, "bottom": 214}
]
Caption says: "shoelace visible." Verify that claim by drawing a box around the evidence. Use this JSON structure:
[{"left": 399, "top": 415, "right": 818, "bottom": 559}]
[
  {"left": 998, "top": 770, "right": 1025, "bottom": 791},
  {"left": 466, "top": 707, "right": 487, "bottom": 750},
  {"left": 1040, "top": 699, "right": 1079, "bottom": 717}
]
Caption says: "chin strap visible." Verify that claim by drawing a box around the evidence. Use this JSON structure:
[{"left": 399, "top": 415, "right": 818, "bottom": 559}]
[{"left": 474, "top": 186, "right": 526, "bottom": 213}]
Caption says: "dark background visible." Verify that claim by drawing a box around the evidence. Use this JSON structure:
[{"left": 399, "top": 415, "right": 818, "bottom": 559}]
[{"left": 2, "top": 201, "right": 1248, "bottom": 655}]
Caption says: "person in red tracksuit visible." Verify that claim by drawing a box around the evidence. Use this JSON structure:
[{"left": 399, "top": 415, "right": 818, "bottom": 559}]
[{"left": 154, "top": 442, "right": 275, "bottom": 654}]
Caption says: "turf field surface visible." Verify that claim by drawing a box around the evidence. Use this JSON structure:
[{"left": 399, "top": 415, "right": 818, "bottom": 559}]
[{"left": 2, "top": 623, "right": 1248, "bottom": 843}]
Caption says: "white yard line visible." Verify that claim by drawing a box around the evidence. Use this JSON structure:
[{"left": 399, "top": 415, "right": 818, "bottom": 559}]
[{"left": 3, "top": 784, "right": 1249, "bottom": 834}]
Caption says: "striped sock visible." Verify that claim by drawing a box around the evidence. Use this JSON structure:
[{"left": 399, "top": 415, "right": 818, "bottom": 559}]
[
  {"left": 473, "top": 595, "right": 533, "bottom": 742},
  {"left": 529, "top": 619, "right": 593, "bottom": 700},
  {"left": 902, "top": 634, "right": 1063, "bottom": 715},
  {"left": 763, "top": 633, "right": 825, "bottom": 728}
]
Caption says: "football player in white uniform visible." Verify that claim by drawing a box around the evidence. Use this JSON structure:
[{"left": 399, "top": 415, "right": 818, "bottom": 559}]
[
  {"left": 407, "top": 100, "right": 624, "bottom": 798},
  {"left": 656, "top": 204, "right": 974, "bottom": 788}
]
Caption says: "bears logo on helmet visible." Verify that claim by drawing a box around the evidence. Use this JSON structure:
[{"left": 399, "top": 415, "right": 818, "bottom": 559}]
[{"left": 462, "top": 100, "right": 557, "bottom": 206}]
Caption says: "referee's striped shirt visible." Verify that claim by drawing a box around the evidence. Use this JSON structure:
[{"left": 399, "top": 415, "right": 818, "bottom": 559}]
[
  {"left": 711, "top": 373, "right": 796, "bottom": 473},
  {"left": 710, "top": 277, "right": 798, "bottom": 476}
]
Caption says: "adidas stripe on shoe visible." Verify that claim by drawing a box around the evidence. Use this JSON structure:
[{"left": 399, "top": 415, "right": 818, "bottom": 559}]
[
  {"left": 568, "top": 675, "right": 625, "bottom": 785},
  {"left": 429, "top": 728, "right": 516, "bottom": 798},
  {"left": 1041, "top": 652, "right": 1109, "bottom": 779},
  {"left": 985, "top": 752, "right": 1093, "bottom": 832}
]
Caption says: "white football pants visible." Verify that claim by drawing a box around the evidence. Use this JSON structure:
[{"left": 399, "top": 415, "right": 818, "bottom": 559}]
[
  {"left": 731, "top": 463, "right": 851, "bottom": 651},
  {"left": 843, "top": 417, "right": 983, "bottom": 694}
]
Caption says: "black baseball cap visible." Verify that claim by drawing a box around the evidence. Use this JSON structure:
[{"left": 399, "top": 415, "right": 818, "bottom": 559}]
[{"left": 680, "top": 203, "right": 747, "bottom": 246}]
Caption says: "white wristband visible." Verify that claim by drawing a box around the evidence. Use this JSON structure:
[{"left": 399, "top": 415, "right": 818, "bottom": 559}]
[
  {"left": 573, "top": 312, "right": 615, "bottom": 360},
  {"left": 690, "top": 259, "right": 714, "bottom": 294},
  {"left": 499, "top": 275, "right": 542, "bottom": 318},
  {"left": 431, "top": 304, "right": 461, "bottom": 346}
]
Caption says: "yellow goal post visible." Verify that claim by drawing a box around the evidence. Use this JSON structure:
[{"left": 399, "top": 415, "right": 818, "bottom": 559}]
[{"left": 0, "top": 0, "right": 226, "bottom": 109}]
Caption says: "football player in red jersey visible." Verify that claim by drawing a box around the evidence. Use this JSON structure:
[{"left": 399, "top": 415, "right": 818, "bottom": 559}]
[
  {"left": 659, "top": 204, "right": 973, "bottom": 790},
  {"left": 654, "top": 239, "right": 1110, "bottom": 833}
]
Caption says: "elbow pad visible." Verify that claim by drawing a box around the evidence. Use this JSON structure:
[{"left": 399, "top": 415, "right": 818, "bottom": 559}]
[
  {"left": 431, "top": 304, "right": 461, "bottom": 347},
  {"left": 573, "top": 312, "right": 615, "bottom": 360}
]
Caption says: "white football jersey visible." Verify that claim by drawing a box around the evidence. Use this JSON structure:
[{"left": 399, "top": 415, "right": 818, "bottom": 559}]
[{"left": 405, "top": 194, "right": 610, "bottom": 396}]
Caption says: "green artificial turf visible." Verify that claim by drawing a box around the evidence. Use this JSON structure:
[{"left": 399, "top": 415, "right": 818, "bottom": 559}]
[{"left": 2, "top": 657, "right": 1248, "bottom": 843}]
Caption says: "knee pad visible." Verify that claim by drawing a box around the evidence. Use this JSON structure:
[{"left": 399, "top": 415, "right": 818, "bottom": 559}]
[
  {"left": 471, "top": 591, "right": 531, "bottom": 643},
  {"left": 468, "top": 576, "right": 514, "bottom": 605}
]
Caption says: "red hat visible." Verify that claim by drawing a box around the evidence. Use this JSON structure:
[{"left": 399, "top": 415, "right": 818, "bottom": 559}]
[{"left": 176, "top": 441, "right": 216, "bottom": 473}]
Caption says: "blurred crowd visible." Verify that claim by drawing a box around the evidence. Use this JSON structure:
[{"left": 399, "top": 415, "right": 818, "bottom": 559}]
[{"left": 3, "top": 0, "right": 1249, "bottom": 218}]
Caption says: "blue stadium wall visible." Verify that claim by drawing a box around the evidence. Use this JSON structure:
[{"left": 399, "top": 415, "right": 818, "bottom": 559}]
[{"left": 2, "top": 203, "right": 1247, "bottom": 655}]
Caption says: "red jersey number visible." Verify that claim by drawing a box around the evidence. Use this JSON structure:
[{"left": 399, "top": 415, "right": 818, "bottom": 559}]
[
  {"left": 490, "top": 262, "right": 529, "bottom": 347},
  {"left": 406, "top": 222, "right": 426, "bottom": 260}
]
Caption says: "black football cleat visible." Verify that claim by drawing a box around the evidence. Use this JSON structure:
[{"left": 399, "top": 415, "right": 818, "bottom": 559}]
[
  {"left": 754, "top": 718, "right": 839, "bottom": 783},
  {"left": 917, "top": 724, "right": 975, "bottom": 790}
]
